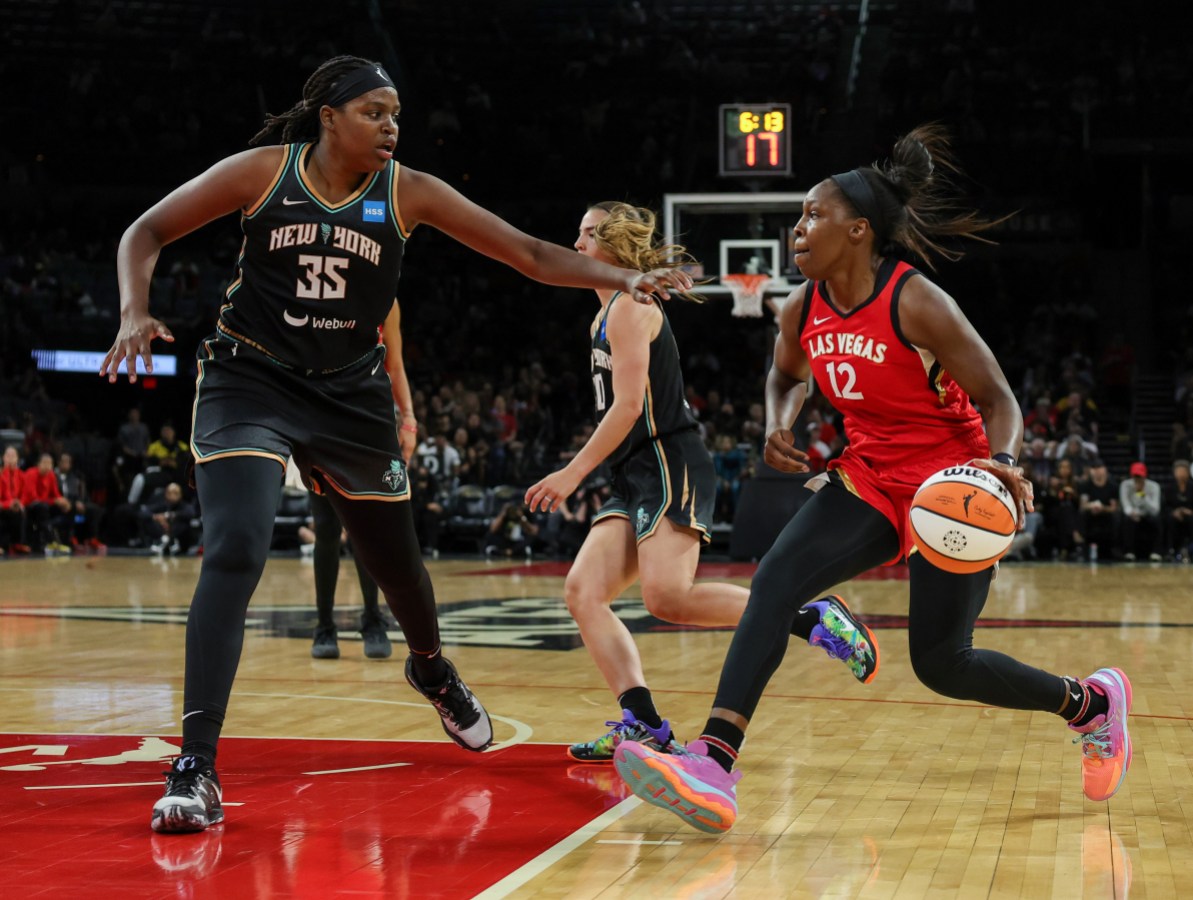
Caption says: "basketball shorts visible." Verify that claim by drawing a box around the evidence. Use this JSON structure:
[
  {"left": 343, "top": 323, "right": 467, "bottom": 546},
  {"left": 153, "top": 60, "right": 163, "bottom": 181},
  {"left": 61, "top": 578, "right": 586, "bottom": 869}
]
[
  {"left": 190, "top": 335, "right": 409, "bottom": 502},
  {"left": 593, "top": 429, "right": 714, "bottom": 544},
  {"left": 827, "top": 426, "right": 989, "bottom": 563}
]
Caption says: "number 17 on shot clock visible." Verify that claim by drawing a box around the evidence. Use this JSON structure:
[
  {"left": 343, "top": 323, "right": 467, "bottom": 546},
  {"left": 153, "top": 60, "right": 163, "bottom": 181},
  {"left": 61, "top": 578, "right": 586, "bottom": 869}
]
[{"left": 719, "top": 103, "right": 791, "bottom": 177}]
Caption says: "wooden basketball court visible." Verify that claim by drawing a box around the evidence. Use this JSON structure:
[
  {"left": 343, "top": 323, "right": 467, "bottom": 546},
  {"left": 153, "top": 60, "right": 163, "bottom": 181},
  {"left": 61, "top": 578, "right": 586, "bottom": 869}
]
[{"left": 1, "top": 553, "right": 1187, "bottom": 897}]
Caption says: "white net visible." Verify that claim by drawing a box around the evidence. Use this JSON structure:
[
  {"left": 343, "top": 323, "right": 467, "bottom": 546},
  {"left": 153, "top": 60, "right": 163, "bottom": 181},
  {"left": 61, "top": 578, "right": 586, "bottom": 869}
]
[{"left": 723, "top": 274, "right": 770, "bottom": 318}]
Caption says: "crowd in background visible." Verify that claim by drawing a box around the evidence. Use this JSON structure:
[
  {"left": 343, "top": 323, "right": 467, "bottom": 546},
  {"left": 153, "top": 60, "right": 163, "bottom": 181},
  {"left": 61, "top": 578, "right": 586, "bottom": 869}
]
[{"left": 2, "top": 0, "right": 1192, "bottom": 561}]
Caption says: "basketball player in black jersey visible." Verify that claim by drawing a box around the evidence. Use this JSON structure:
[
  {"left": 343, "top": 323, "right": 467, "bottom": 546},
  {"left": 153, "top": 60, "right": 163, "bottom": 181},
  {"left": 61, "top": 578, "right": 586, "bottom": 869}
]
[
  {"left": 100, "top": 56, "right": 691, "bottom": 834},
  {"left": 530, "top": 204, "right": 874, "bottom": 762}
]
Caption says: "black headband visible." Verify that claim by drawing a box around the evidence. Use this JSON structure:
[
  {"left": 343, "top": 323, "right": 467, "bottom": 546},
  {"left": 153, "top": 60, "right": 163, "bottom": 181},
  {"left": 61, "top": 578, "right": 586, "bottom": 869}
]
[
  {"left": 830, "top": 169, "right": 889, "bottom": 239},
  {"left": 325, "top": 63, "right": 395, "bottom": 108}
]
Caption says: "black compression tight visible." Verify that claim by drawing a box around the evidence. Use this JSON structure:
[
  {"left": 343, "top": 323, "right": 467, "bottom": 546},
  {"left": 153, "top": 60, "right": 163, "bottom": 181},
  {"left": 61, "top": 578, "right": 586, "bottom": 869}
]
[
  {"left": 712, "top": 482, "right": 1067, "bottom": 723},
  {"left": 310, "top": 491, "right": 380, "bottom": 628},
  {"left": 181, "top": 457, "right": 442, "bottom": 762}
]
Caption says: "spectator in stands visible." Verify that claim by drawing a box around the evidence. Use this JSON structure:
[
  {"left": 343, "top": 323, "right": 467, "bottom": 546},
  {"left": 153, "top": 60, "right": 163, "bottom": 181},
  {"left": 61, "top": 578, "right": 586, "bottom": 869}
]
[
  {"left": 1052, "top": 431, "right": 1097, "bottom": 480},
  {"left": 1054, "top": 389, "right": 1099, "bottom": 439},
  {"left": 1077, "top": 460, "right": 1118, "bottom": 561},
  {"left": 24, "top": 452, "right": 71, "bottom": 554},
  {"left": 0, "top": 445, "right": 30, "bottom": 555},
  {"left": 138, "top": 482, "right": 196, "bottom": 557},
  {"left": 1040, "top": 456, "right": 1081, "bottom": 560},
  {"left": 1024, "top": 396, "right": 1057, "bottom": 442},
  {"left": 1165, "top": 459, "right": 1192, "bottom": 561},
  {"left": 541, "top": 481, "right": 599, "bottom": 559},
  {"left": 409, "top": 459, "right": 445, "bottom": 556},
  {"left": 804, "top": 421, "right": 833, "bottom": 472},
  {"left": 1172, "top": 423, "right": 1192, "bottom": 463},
  {"left": 417, "top": 431, "right": 462, "bottom": 487},
  {"left": 1021, "top": 436, "right": 1055, "bottom": 482},
  {"left": 712, "top": 433, "right": 748, "bottom": 522},
  {"left": 55, "top": 452, "right": 106, "bottom": 552},
  {"left": 1119, "top": 462, "right": 1163, "bottom": 562},
  {"left": 117, "top": 407, "right": 151, "bottom": 473},
  {"left": 146, "top": 422, "right": 189, "bottom": 471}
]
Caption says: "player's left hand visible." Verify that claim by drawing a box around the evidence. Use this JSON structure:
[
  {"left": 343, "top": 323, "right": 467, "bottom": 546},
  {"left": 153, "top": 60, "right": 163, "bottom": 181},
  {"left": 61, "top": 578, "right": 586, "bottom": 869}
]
[
  {"left": 628, "top": 268, "right": 693, "bottom": 304},
  {"left": 397, "top": 427, "right": 417, "bottom": 463},
  {"left": 967, "top": 457, "right": 1034, "bottom": 530},
  {"left": 525, "top": 468, "right": 582, "bottom": 514}
]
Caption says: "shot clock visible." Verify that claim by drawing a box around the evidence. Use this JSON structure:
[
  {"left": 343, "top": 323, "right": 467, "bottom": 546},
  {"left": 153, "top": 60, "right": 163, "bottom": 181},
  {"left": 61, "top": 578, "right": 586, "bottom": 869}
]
[{"left": 719, "top": 103, "right": 791, "bottom": 177}]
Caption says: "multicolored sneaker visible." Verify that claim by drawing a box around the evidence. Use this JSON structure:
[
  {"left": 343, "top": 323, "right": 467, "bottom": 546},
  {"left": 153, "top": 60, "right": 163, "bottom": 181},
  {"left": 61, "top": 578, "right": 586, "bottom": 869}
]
[
  {"left": 567, "top": 709, "right": 673, "bottom": 763},
  {"left": 802, "top": 595, "right": 879, "bottom": 684},
  {"left": 614, "top": 738, "right": 741, "bottom": 834},
  {"left": 1069, "top": 667, "right": 1132, "bottom": 801}
]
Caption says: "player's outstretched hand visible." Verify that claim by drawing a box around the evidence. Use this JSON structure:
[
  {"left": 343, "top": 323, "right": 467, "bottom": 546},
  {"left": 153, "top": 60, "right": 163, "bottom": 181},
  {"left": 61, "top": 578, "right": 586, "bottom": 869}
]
[
  {"left": 100, "top": 312, "right": 175, "bottom": 384},
  {"left": 764, "top": 428, "right": 809, "bottom": 474},
  {"left": 628, "top": 268, "right": 693, "bottom": 304},
  {"left": 967, "top": 457, "right": 1034, "bottom": 529}
]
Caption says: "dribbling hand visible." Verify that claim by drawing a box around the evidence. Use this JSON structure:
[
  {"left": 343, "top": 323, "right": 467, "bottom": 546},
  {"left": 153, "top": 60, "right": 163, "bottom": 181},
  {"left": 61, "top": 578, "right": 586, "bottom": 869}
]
[
  {"left": 764, "top": 428, "right": 809, "bottom": 473},
  {"left": 100, "top": 312, "right": 175, "bottom": 384},
  {"left": 967, "top": 457, "right": 1034, "bottom": 530},
  {"left": 628, "top": 269, "right": 694, "bottom": 304}
]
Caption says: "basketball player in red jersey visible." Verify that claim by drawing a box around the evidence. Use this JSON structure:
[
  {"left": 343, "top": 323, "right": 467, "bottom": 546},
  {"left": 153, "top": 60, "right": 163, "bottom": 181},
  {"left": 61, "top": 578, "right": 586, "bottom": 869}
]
[
  {"left": 99, "top": 55, "right": 690, "bottom": 834},
  {"left": 532, "top": 202, "right": 874, "bottom": 763},
  {"left": 614, "top": 124, "right": 1130, "bottom": 833}
]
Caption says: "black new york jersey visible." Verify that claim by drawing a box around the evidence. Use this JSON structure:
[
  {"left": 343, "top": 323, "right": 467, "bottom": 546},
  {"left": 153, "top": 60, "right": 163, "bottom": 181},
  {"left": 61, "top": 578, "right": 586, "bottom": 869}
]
[
  {"left": 217, "top": 142, "right": 408, "bottom": 372},
  {"left": 591, "top": 293, "right": 699, "bottom": 466}
]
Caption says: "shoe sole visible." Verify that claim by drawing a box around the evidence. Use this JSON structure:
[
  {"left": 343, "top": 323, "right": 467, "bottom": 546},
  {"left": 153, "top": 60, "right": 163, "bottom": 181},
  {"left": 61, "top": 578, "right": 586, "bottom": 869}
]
[
  {"left": 614, "top": 743, "right": 735, "bottom": 834},
  {"left": 151, "top": 804, "right": 225, "bottom": 834},
  {"left": 311, "top": 647, "right": 340, "bottom": 659},
  {"left": 1085, "top": 667, "right": 1132, "bottom": 801},
  {"left": 828, "top": 594, "right": 880, "bottom": 685},
  {"left": 566, "top": 746, "right": 613, "bottom": 763}
]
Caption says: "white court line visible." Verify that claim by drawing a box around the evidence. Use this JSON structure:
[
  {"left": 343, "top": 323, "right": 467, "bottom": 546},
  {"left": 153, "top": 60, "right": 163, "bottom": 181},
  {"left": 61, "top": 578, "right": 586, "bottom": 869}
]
[
  {"left": 25, "top": 781, "right": 161, "bottom": 790},
  {"left": 596, "top": 839, "right": 682, "bottom": 846},
  {"left": 303, "top": 762, "right": 411, "bottom": 776},
  {"left": 470, "top": 796, "right": 642, "bottom": 899}
]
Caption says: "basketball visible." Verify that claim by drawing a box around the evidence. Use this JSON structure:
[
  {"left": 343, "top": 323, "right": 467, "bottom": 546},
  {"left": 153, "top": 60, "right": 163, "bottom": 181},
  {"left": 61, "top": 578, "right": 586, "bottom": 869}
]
[{"left": 909, "top": 465, "right": 1018, "bottom": 574}]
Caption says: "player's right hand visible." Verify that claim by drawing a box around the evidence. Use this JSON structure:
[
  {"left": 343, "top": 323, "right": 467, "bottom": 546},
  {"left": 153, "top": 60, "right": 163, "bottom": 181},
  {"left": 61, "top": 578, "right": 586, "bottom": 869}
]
[
  {"left": 764, "top": 428, "right": 809, "bottom": 473},
  {"left": 100, "top": 312, "right": 175, "bottom": 384}
]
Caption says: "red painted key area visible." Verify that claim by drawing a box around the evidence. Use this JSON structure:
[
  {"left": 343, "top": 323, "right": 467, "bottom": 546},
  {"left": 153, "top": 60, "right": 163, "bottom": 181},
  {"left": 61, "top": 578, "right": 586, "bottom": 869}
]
[{"left": 0, "top": 734, "right": 630, "bottom": 898}]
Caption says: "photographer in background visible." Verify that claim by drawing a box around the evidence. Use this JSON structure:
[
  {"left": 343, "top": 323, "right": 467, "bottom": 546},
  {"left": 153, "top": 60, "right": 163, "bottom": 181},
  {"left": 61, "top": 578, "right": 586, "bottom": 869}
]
[{"left": 484, "top": 499, "right": 540, "bottom": 559}]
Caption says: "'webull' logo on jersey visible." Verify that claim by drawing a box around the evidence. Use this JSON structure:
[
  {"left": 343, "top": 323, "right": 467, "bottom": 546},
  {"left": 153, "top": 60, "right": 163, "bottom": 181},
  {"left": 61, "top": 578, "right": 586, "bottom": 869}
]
[
  {"left": 312, "top": 317, "right": 356, "bottom": 330},
  {"left": 268, "top": 224, "right": 382, "bottom": 265},
  {"left": 591, "top": 348, "right": 612, "bottom": 371}
]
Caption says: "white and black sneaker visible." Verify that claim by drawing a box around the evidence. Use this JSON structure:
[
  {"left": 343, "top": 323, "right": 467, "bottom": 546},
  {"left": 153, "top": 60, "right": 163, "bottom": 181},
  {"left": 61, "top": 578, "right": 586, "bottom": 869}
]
[
  {"left": 404, "top": 656, "right": 493, "bottom": 751},
  {"left": 151, "top": 755, "right": 224, "bottom": 833}
]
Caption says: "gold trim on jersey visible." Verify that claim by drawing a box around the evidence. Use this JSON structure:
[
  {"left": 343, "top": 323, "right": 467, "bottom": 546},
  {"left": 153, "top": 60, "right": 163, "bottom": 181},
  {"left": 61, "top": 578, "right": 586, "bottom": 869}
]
[
  {"left": 389, "top": 162, "right": 411, "bottom": 239},
  {"left": 244, "top": 145, "right": 293, "bottom": 218},
  {"left": 194, "top": 449, "right": 288, "bottom": 468},
  {"left": 315, "top": 466, "right": 410, "bottom": 503},
  {"left": 297, "top": 144, "right": 378, "bottom": 210}
]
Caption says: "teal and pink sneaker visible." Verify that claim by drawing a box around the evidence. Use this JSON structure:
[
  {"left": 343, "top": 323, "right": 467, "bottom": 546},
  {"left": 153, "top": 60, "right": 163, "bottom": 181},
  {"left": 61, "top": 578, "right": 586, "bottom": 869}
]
[
  {"left": 567, "top": 710, "right": 673, "bottom": 763},
  {"left": 1069, "top": 667, "right": 1132, "bottom": 801},
  {"left": 803, "top": 595, "right": 880, "bottom": 684},
  {"left": 613, "top": 739, "right": 742, "bottom": 833}
]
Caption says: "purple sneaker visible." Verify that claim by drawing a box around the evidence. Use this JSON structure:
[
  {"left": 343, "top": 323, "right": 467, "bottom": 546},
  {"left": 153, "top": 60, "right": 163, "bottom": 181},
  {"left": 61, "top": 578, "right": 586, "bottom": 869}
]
[
  {"left": 614, "top": 739, "right": 741, "bottom": 833},
  {"left": 803, "top": 595, "right": 879, "bottom": 684},
  {"left": 567, "top": 709, "right": 673, "bottom": 763}
]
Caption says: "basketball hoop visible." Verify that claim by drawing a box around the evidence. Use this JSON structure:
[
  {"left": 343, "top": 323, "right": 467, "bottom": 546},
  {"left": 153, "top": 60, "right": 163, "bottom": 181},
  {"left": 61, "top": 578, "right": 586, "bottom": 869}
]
[{"left": 722, "top": 273, "right": 770, "bottom": 318}]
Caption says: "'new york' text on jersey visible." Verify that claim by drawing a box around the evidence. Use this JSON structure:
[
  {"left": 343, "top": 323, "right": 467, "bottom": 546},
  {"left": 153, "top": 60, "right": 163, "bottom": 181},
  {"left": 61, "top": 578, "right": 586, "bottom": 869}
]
[{"left": 217, "top": 143, "right": 409, "bottom": 372}]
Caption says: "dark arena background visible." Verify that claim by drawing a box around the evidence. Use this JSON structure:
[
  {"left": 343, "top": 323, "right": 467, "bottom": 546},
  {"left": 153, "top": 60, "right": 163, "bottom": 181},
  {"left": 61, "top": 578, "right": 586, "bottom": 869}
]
[{"left": 1, "top": 1, "right": 1191, "bottom": 897}]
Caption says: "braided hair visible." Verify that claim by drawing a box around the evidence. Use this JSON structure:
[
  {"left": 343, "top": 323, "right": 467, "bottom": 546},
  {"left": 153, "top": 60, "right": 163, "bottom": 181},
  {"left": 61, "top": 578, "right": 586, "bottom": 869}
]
[
  {"left": 249, "top": 55, "right": 376, "bottom": 147},
  {"left": 834, "top": 123, "right": 1011, "bottom": 271}
]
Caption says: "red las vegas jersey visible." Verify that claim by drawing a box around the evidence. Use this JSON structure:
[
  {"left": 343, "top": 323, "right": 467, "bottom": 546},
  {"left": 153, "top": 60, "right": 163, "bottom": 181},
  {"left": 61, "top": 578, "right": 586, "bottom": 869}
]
[{"left": 799, "top": 258, "right": 990, "bottom": 560}]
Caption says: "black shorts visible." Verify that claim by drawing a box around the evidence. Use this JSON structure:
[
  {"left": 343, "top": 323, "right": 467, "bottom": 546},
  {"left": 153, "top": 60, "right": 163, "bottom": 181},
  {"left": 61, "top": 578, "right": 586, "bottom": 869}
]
[
  {"left": 190, "top": 336, "right": 409, "bottom": 502},
  {"left": 593, "top": 429, "right": 714, "bottom": 544}
]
